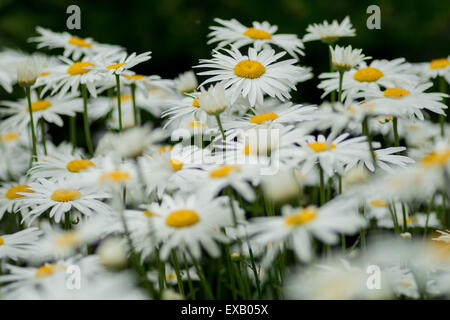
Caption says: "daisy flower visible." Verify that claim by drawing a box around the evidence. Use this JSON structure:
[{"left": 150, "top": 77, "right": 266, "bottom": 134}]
[
  {"left": 303, "top": 16, "right": 356, "bottom": 44},
  {"left": 39, "top": 56, "right": 104, "bottom": 98},
  {"left": 0, "top": 49, "right": 29, "bottom": 92},
  {"left": 174, "top": 70, "right": 198, "bottom": 94},
  {"left": 151, "top": 193, "right": 234, "bottom": 260},
  {"left": 92, "top": 51, "right": 152, "bottom": 75},
  {"left": 161, "top": 93, "right": 208, "bottom": 129},
  {"left": 208, "top": 18, "right": 304, "bottom": 58},
  {"left": 295, "top": 133, "right": 370, "bottom": 176},
  {"left": 18, "top": 177, "right": 112, "bottom": 224},
  {"left": 139, "top": 144, "right": 211, "bottom": 198},
  {"left": 354, "top": 82, "right": 448, "bottom": 120},
  {"left": 247, "top": 201, "right": 366, "bottom": 262},
  {"left": 346, "top": 146, "right": 415, "bottom": 173},
  {"left": 29, "top": 26, "right": 123, "bottom": 60},
  {"left": 411, "top": 56, "right": 450, "bottom": 84},
  {"left": 223, "top": 101, "right": 317, "bottom": 131},
  {"left": 196, "top": 47, "right": 306, "bottom": 106},
  {"left": 318, "top": 58, "right": 419, "bottom": 100},
  {"left": 0, "top": 228, "right": 42, "bottom": 260},
  {"left": 28, "top": 150, "right": 98, "bottom": 180},
  {"left": 0, "top": 178, "right": 35, "bottom": 220},
  {"left": 330, "top": 45, "right": 369, "bottom": 72},
  {"left": 0, "top": 91, "right": 82, "bottom": 129}
]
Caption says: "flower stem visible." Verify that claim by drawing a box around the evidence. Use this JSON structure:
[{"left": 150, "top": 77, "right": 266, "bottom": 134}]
[
  {"left": 171, "top": 250, "right": 185, "bottom": 297},
  {"left": 328, "top": 46, "right": 336, "bottom": 103},
  {"left": 362, "top": 117, "right": 377, "bottom": 171},
  {"left": 81, "top": 84, "right": 94, "bottom": 156},
  {"left": 214, "top": 113, "right": 226, "bottom": 142},
  {"left": 25, "top": 87, "right": 37, "bottom": 161},
  {"left": 115, "top": 74, "right": 123, "bottom": 131},
  {"left": 319, "top": 166, "right": 325, "bottom": 205},
  {"left": 338, "top": 70, "right": 344, "bottom": 103},
  {"left": 130, "top": 83, "right": 139, "bottom": 126},
  {"left": 40, "top": 119, "right": 47, "bottom": 155},
  {"left": 392, "top": 116, "right": 399, "bottom": 147}
]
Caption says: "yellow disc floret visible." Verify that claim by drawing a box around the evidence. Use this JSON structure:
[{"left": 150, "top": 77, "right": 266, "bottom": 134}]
[
  {"left": 243, "top": 28, "right": 272, "bottom": 40},
  {"left": 170, "top": 158, "right": 183, "bottom": 171},
  {"left": 308, "top": 142, "right": 336, "bottom": 153},
  {"left": 99, "top": 170, "right": 130, "bottom": 183},
  {"left": 51, "top": 189, "right": 81, "bottom": 202},
  {"left": 285, "top": 207, "right": 317, "bottom": 226},
  {"left": 384, "top": 88, "right": 410, "bottom": 98},
  {"left": 68, "top": 36, "right": 92, "bottom": 48},
  {"left": 66, "top": 159, "right": 95, "bottom": 173},
  {"left": 166, "top": 209, "right": 200, "bottom": 228},
  {"left": 5, "top": 185, "right": 33, "bottom": 200},
  {"left": 67, "top": 61, "right": 94, "bottom": 75},
  {"left": 430, "top": 58, "right": 450, "bottom": 70},
  {"left": 249, "top": 112, "right": 279, "bottom": 124},
  {"left": 234, "top": 60, "right": 266, "bottom": 79},
  {"left": 353, "top": 67, "right": 384, "bottom": 82},
  {"left": 209, "top": 165, "right": 241, "bottom": 178},
  {"left": 27, "top": 100, "right": 52, "bottom": 112},
  {"left": 107, "top": 62, "right": 126, "bottom": 70},
  {"left": 1, "top": 132, "right": 20, "bottom": 142}
]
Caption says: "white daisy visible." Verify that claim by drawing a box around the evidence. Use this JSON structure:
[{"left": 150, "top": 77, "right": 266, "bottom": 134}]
[
  {"left": 208, "top": 18, "right": 304, "bottom": 58},
  {"left": 174, "top": 70, "right": 198, "bottom": 94},
  {"left": 330, "top": 45, "right": 369, "bottom": 72},
  {"left": 196, "top": 47, "right": 307, "bottom": 106},
  {"left": 410, "top": 56, "right": 450, "bottom": 84},
  {"left": 0, "top": 91, "right": 82, "bottom": 129},
  {"left": 303, "top": 16, "right": 356, "bottom": 44},
  {"left": 0, "top": 228, "right": 42, "bottom": 260},
  {"left": 346, "top": 146, "right": 415, "bottom": 173},
  {"left": 18, "top": 177, "right": 112, "bottom": 224},
  {"left": 151, "top": 193, "right": 234, "bottom": 260},
  {"left": 92, "top": 51, "right": 152, "bottom": 75},
  {"left": 247, "top": 201, "right": 366, "bottom": 262},
  {"left": 29, "top": 26, "right": 124, "bottom": 60},
  {"left": 0, "top": 178, "right": 35, "bottom": 220}
]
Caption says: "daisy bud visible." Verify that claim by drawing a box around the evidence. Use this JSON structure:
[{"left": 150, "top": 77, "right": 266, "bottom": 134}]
[
  {"left": 175, "top": 70, "right": 198, "bottom": 94},
  {"left": 198, "top": 84, "right": 228, "bottom": 115},
  {"left": 96, "top": 237, "right": 128, "bottom": 269},
  {"left": 400, "top": 232, "right": 412, "bottom": 239},
  {"left": 17, "top": 57, "right": 41, "bottom": 87},
  {"left": 330, "top": 45, "right": 368, "bottom": 72},
  {"left": 262, "top": 170, "right": 300, "bottom": 203},
  {"left": 161, "top": 289, "right": 184, "bottom": 300}
]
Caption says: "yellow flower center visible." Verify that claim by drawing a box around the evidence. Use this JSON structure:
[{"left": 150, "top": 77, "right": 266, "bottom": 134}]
[
  {"left": 234, "top": 60, "right": 266, "bottom": 79},
  {"left": 117, "top": 94, "right": 132, "bottom": 102},
  {"left": 35, "top": 264, "right": 66, "bottom": 278},
  {"left": 51, "top": 189, "right": 81, "bottom": 202},
  {"left": 1, "top": 132, "right": 20, "bottom": 142},
  {"left": 99, "top": 170, "right": 130, "bottom": 183},
  {"left": 370, "top": 199, "right": 388, "bottom": 208},
  {"left": 209, "top": 165, "right": 241, "bottom": 178},
  {"left": 66, "top": 159, "right": 95, "bottom": 173},
  {"left": 308, "top": 142, "right": 336, "bottom": 153},
  {"left": 430, "top": 58, "right": 450, "bottom": 69},
  {"left": 40, "top": 72, "right": 49, "bottom": 77},
  {"left": 166, "top": 209, "right": 200, "bottom": 228},
  {"left": 170, "top": 158, "right": 183, "bottom": 171},
  {"left": 189, "top": 120, "right": 206, "bottom": 128},
  {"left": 156, "top": 145, "right": 173, "bottom": 155},
  {"left": 166, "top": 273, "right": 178, "bottom": 281},
  {"left": 243, "top": 144, "right": 251, "bottom": 155},
  {"left": 192, "top": 98, "right": 200, "bottom": 108},
  {"left": 0, "top": 236, "right": 4, "bottom": 245},
  {"left": 353, "top": 67, "right": 384, "bottom": 82},
  {"left": 107, "top": 62, "right": 126, "bottom": 70},
  {"left": 67, "top": 61, "right": 94, "bottom": 75},
  {"left": 55, "top": 231, "right": 80, "bottom": 248},
  {"left": 243, "top": 27, "right": 272, "bottom": 40},
  {"left": 249, "top": 112, "right": 279, "bottom": 124},
  {"left": 124, "top": 74, "right": 145, "bottom": 81},
  {"left": 27, "top": 100, "right": 52, "bottom": 112},
  {"left": 285, "top": 207, "right": 317, "bottom": 226},
  {"left": 143, "top": 210, "right": 157, "bottom": 217},
  {"left": 421, "top": 150, "right": 450, "bottom": 168},
  {"left": 384, "top": 88, "right": 410, "bottom": 98},
  {"left": 68, "top": 36, "right": 92, "bottom": 48},
  {"left": 5, "top": 185, "right": 33, "bottom": 200}
]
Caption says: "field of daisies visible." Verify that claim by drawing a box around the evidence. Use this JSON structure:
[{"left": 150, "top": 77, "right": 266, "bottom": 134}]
[{"left": 0, "top": 16, "right": 449, "bottom": 300}]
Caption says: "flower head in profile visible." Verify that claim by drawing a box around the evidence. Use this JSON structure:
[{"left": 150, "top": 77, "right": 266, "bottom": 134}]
[
  {"left": 303, "top": 16, "right": 356, "bottom": 44},
  {"left": 17, "top": 57, "right": 43, "bottom": 87},
  {"left": 198, "top": 83, "right": 229, "bottom": 115},
  {"left": 330, "top": 45, "right": 368, "bottom": 72}
]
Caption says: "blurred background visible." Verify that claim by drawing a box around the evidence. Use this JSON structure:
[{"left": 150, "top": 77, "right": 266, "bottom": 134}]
[{"left": 0, "top": 0, "right": 449, "bottom": 105}]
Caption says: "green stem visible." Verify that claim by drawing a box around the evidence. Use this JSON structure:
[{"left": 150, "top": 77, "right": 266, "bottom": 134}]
[
  {"left": 171, "top": 250, "right": 185, "bottom": 297},
  {"left": 115, "top": 74, "right": 123, "bottom": 131},
  {"left": 40, "top": 119, "right": 47, "bottom": 155},
  {"left": 214, "top": 113, "right": 226, "bottom": 142},
  {"left": 25, "top": 87, "right": 37, "bottom": 160},
  {"left": 130, "top": 83, "right": 139, "bottom": 126},
  {"left": 328, "top": 46, "right": 336, "bottom": 103},
  {"left": 70, "top": 115, "right": 77, "bottom": 153},
  {"left": 393, "top": 116, "right": 399, "bottom": 147},
  {"left": 81, "top": 84, "right": 94, "bottom": 156},
  {"left": 362, "top": 117, "right": 377, "bottom": 171},
  {"left": 319, "top": 166, "right": 325, "bottom": 205},
  {"left": 338, "top": 70, "right": 344, "bottom": 103},
  {"left": 188, "top": 251, "right": 214, "bottom": 299}
]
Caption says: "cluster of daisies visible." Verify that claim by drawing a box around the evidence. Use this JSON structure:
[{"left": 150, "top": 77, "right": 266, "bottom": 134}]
[{"left": 0, "top": 16, "right": 449, "bottom": 300}]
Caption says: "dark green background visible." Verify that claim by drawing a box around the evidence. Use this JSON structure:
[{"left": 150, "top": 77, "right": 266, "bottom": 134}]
[{"left": 0, "top": 0, "right": 449, "bottom": 104}]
